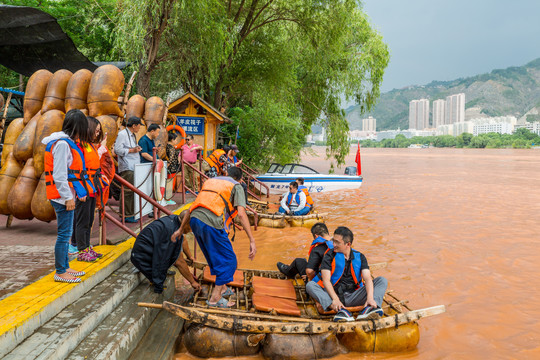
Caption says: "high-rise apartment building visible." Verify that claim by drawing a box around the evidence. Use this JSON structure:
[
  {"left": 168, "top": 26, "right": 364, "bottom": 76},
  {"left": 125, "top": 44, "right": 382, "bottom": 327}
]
[
  {"left": 362, "top": 116, "right": 376, "bottom": 132},
  {"left": 409, "top": 99, "right": 429, "bottom": 130},
  {"left": 445, "top": 93, "right": 465, "bottom": 124},
  {"left": 432, "top": 99, "right": 446, "bottom": 128}
]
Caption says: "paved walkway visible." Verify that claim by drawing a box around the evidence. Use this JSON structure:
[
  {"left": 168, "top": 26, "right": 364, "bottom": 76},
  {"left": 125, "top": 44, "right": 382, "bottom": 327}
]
[{"left": 0, "top": 192, "right": 194, "bottom": 301}]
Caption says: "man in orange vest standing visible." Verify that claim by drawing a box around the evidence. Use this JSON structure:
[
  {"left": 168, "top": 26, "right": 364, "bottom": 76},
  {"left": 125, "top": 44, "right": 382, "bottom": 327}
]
[
  {"left": 187, "top": 166, "right": 256, "bottom": 308},
  {"left": 307, "top": 226, "right": 387, "bottom": 321}
]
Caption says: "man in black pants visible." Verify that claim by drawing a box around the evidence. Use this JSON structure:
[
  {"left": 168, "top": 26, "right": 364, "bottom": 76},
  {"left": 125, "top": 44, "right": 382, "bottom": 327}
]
[
  {"left": 131, "top": 210, "right": 200, "bottom": 293},
  {"left": 276, "top": 222, "right": 333, "bottom": 281}
]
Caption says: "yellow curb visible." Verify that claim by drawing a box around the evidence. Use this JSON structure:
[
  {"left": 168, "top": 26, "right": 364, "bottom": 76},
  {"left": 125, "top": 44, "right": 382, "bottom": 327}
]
[{"left": 0, "top": 203, "right": 191, "bottom": 339}]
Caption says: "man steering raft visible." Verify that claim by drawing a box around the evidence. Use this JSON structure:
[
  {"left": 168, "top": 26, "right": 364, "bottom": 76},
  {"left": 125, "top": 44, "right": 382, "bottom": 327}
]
[
  {"left": 306, "top": 226, "right": 388, "bottom": 321},
  {"left": 131, "top": 210, "right": 200, "bottom": 293},
  {"left": 179, "top": 166, "right": 256, "bottom": 308},
  {"left": 276, "top": 222, "right": 333, "bottom": 281},
  {"left": 278, "top": 181, "right": 310, "bottom": 216}
]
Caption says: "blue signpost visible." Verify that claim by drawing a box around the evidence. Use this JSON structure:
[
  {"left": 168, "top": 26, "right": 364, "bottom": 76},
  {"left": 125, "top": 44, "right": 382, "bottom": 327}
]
[{"left": 176, "top": 116, "right": 204, "bottom": 135}]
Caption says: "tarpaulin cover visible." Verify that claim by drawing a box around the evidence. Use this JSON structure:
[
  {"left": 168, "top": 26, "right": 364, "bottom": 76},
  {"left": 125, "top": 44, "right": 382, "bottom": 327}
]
[{"left": 0, "top": 5, "right": 97, "bottom": 76}]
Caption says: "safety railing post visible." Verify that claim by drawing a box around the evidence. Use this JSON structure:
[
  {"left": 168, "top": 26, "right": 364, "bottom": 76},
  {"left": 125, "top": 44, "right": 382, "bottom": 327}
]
[
  {"left": 152, "top": 147, "right": 159, "bottom": 219},
  {"left": 180, "top": 148, "right": 185, "bottom": 204},
  {"left": 120, "top": 184, "right": 125, "bottom": 225}
]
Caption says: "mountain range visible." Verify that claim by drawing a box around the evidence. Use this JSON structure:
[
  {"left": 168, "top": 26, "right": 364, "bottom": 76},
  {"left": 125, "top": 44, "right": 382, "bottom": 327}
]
[{"left": 345, "top": 58, "right": 540, "bottom": 131}]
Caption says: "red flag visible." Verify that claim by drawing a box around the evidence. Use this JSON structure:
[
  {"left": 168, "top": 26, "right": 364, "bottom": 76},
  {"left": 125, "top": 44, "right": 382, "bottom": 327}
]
[{"left": 354, "top": 141, "right": 362, "bottom": 176}]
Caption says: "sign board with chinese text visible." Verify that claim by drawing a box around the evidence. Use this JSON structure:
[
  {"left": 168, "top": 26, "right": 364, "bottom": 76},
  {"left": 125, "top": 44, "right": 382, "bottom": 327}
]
[{"left": 176, "top": 116, "right": 204, "bottom": 135}]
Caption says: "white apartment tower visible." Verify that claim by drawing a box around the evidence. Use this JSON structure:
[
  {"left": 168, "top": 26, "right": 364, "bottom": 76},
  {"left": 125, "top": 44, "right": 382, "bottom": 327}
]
[
  {"left": 432, "top": 99, "right": 446, "bottom": 128},
  {"left": 362, "top": 116, "right": 376, "bottom": 132},
  {"left": 409, "top": 99, "right": 429, "bottom": 130},
  {"left": 445, "top": 93, "right": 465, "bottom": 124}
]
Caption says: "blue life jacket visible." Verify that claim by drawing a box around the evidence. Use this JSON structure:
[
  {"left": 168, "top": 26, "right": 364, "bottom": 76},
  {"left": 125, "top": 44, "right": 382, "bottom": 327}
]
[
  {"left": 308, "top": 236, "right": 334, "bottom": 255},
  {"left": 312, "top": 249, "right": 364, "bottom": 290},
  {"left": 286, "top": 192, "right": 302, "bottom": 208}
]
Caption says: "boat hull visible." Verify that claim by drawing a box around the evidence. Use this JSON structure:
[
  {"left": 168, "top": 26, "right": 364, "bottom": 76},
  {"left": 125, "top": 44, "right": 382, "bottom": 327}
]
[{"left": 254, "top": 175, "right": 362, "bottom": 195}]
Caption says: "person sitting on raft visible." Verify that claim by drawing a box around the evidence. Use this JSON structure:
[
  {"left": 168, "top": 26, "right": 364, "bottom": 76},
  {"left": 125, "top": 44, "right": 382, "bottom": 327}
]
[
  {"left": 131, "top": 210, "right": 200, "bottom": 293},
  {"left": 306, "top": 226, "right": 388, "bottom": 321},
  {"left": 181, "top": 166, "right": 256, "bottom": 308},
  {"left": 296, "top": 177, "right": 314, "bottom": 211},
  {"left": 276, "top": 222, "right": 333, "bottom": 280},
  {"left": 278, "top": 181, "right": 310, "bottom": 216}
]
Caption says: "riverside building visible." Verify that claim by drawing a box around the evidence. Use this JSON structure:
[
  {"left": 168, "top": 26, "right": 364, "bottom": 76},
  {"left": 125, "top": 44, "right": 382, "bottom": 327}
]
[
  {"left": 409, "top": 99, "right": 429, "bottom": 130},
  {"left": 445, "top": 93, "right": 465, "bottom": 124},
  {"left": 432, "top": 99, "right": 446, "bottom": 127}
]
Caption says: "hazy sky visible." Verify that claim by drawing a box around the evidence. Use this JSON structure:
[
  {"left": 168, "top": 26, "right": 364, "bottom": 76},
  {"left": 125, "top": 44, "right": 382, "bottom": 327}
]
[{"left": 363, "top": 0, "right": 540, "bottom": 92}]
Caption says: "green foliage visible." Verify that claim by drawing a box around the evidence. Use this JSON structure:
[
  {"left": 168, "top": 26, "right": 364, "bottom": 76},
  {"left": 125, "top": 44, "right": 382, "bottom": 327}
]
[
  {"left": 3, "top": 0, "right": 118, "bottom": 62},
  {"left": 1, "top": 0, "right": 119, "bottom": 91},
  {"left": 526, "top": 114, "right": 540, "bottom": 123},
  {"left": 357, "top": 129, "right": 540, "bottom": 149},
  {"left": 114, "top": 0, "right": 390, "bottom": 168}
]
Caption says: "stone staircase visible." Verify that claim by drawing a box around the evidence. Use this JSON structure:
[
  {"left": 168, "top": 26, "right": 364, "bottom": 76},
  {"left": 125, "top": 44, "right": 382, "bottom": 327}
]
[{"left": 2, "top": 260, "right": 179, "bottom": 360}]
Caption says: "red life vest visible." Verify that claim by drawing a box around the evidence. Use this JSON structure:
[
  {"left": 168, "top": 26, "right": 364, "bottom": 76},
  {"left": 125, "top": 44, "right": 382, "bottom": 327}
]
[
  {"left": 80, "top": 143, "right": 109, "bottom": 196},
  {"left": 298, "top": 185, "right": 314, "bottom": 208},
  {"left": 44, "top": 138, "right": 95, "bottom": 200},
  {"left": 312, "top": 249, "right": 364, "bottom": 290},
  {"left": 190, "top": 176, "right": 239, "bottom": 231}
]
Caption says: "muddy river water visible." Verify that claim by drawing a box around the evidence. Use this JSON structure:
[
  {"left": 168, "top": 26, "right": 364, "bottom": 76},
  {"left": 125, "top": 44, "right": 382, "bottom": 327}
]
[{"left": 178, "top": 147, "right": 540, "bottom": 359}]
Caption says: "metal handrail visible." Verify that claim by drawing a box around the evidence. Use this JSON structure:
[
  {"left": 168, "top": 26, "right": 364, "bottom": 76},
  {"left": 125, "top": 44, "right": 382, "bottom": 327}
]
[
  {"left": 240, "top": 162, "right": 259, "bottom": 176},
  {"left": 239, "top": 166, "right": 269, "bottom": 199},
  {"left": 99, "top": 147, "right": 173, "bottom": 245}
]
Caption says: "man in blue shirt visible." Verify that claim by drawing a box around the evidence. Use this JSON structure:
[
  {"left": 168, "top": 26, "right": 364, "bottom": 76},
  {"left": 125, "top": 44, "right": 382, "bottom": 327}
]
[{"left": 138, "top": 123, "right": 161, "bottom": 163}]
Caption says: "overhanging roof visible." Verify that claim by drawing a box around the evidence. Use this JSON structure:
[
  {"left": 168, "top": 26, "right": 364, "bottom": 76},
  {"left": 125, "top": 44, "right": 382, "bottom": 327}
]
[
  {"left": 169, "top": 91, "right": 232, "bottom": 123},
  {"left": 0, "top": 5, "right": 98, "bottom": 76}
]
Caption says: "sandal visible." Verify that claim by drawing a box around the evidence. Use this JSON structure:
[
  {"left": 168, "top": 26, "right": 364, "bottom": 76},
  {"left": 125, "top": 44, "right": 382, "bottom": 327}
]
[
  {"left": 222, "top": 287, "right": 235, "bottom": 298},
  {"left": 207, "top": 297, "right": 235, "bottom": 308},
  {"left": 54, "top": 274, "right": 81, "bottom": 283}
]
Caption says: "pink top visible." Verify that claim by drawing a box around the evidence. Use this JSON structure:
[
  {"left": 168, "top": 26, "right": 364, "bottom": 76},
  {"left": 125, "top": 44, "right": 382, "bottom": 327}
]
[{"left": 181, "top": 143, "right": 200, "bottom": 163}]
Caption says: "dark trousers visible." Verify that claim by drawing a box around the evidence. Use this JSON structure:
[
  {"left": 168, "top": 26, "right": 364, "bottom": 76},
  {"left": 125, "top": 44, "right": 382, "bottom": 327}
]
[
  {"left": 284, "top": 258, "right": 308, "bottom": 278},
  {"left": 71, "top": 196, "right": 96, "bottom": 251},
  {"left": 120, "top": 170, "right": 135, "bottom": 216}
]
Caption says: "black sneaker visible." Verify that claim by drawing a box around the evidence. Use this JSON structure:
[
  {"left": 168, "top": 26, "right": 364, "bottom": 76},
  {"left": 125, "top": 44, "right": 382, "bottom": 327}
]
[
  {"left": 276, "top": 262, "right": 291, "bottom": 276},
  {"left": 356, "top": 306, "right": 384, "bottom": 320},
  {"left": 333, "top": 309, "right": 354, "bottom": 322}
]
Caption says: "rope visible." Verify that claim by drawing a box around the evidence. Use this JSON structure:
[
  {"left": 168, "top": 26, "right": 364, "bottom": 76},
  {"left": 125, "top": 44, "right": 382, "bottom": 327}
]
[
  {"left": 370, "top": 318, "right": 377, "bottom": 353},
  {"left": 308, "top": 334, "right": 319, "bottom": 360},
  {"left": 232, "top": 318, "right": 238, "bottom": 357}
]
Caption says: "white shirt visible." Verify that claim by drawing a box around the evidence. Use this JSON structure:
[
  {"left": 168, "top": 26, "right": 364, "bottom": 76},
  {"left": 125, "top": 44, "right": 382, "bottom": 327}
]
[
  {"left": 280, "top": 190, "right": 307, "bottom": 212},
  {"left": 114, "top": 128, "right": 140, "bottom": 172}
]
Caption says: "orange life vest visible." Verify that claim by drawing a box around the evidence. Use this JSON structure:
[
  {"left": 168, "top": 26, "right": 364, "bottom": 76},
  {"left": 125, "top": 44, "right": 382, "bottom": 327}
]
[
  {"left": 204, "top": 149, "right": 226, "bottom": 170},
  {"left": 312, "top": 249, "right": 364, "bottom": 290},
  {"left": 44, "top": 138, "right": 94, "bottom": 200},
  {"left": 82, "top": 142, "right": 111, "bottom": 198},
  {"left": 298, "top": 185, "right": 314, "bottom": 208},
  {"left": 190, "top": 176, "right": 239, "bottom": 231}
]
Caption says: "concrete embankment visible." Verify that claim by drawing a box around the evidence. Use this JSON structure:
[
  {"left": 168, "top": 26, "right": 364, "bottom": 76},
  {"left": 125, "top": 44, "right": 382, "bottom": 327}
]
[{"left": 0, "top": 204, "right": 190, "bottom": 360}]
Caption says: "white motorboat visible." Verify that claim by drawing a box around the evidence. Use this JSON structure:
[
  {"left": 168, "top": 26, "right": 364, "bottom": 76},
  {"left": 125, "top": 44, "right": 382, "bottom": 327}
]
[{"left": 254, "top": 163, "right": 363, "bottom": 195}]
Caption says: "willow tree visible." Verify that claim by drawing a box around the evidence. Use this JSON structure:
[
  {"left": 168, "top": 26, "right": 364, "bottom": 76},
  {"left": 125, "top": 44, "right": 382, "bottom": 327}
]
[{"left": 115, "top": 0, "right": 389, "bottom": 167}]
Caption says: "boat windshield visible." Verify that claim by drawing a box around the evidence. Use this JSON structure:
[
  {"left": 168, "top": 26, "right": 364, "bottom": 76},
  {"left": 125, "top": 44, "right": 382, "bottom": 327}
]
[
  {"left": 280, "top": 164, "right": 319, "bottom": 174},
  {"left": 266, "top": 163, "right": 283, "bottom": 173}
]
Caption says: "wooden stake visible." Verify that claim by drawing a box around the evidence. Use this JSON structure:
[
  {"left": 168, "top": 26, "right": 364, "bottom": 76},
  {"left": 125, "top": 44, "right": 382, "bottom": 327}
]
[
  {"left": 121, "top": 71, "right": 137, "bottom": 114},
  {"left": 6, "top": 214, "right": 13, "bottom": 228},
  {"left": 0, "top": 92, "right": 13, "bottom": 140}
]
